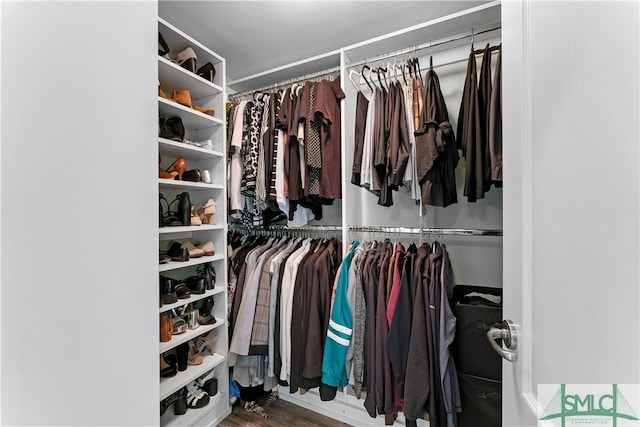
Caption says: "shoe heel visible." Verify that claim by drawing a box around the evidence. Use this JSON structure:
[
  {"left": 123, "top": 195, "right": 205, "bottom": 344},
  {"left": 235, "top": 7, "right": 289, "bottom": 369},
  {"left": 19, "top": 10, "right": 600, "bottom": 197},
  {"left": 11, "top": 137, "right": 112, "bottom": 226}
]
[
  {"left": 203, "top": 213, "right": 213, "bottom": 224},
  {"left": 180, "top": 57, "right": 196, "bottom": 73},
  {"left": 174, "top": 393, "right": 187, "bottom": 415},
  {"left": 203, "top": 378, "right": 218, "bottom": 396},
  {"left": 176, "top": 342, "right": 189, "bottom": 371}
]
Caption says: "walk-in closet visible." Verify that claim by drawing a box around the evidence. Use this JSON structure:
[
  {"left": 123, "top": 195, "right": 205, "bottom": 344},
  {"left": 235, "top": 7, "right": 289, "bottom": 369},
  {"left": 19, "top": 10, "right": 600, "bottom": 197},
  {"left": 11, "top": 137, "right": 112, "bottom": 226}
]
[{"left": 2, "top": 1, "right": 638, "bottom": 426}]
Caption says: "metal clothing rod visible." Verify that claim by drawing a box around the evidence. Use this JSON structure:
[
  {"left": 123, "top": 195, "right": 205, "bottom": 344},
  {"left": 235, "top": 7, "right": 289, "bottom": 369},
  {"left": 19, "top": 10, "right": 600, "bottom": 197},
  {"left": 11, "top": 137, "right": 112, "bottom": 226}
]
[
  {"left": 348, "top": 226, "right": 502, "bottom": 237},
  {"left": 228, "top": 65, "right": 341, "bottom": 101},
  {"left": 228, "top": 223, "right": 343, "bottom": 233},
  {"left": 346, "top": 23, "right": 501, "bottom": 70}
]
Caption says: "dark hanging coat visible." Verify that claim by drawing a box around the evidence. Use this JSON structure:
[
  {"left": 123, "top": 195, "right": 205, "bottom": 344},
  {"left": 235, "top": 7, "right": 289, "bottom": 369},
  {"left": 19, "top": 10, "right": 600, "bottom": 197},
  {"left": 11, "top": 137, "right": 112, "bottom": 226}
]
[
  {"left": 416, "top": 61, "right": 458, "bottom": 207},
  {"left": 488, "top": 45, "right": 503, "bottom": 185},
  {"left": 457, "top": 48, "right": 485, "bottom": 202}
]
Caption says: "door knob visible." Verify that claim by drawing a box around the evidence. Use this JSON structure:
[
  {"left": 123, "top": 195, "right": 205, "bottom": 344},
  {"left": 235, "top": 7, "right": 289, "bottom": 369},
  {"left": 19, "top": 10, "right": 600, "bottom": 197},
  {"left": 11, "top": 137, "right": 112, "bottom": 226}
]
[{"left": 486, "top": 319, "right": 518, "bottom": 362}]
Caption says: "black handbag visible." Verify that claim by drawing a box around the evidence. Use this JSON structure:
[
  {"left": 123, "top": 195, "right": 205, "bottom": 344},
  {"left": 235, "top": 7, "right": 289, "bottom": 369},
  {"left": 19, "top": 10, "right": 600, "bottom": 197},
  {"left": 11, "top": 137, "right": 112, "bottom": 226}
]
[{"left": 159, "top": 116, "right": 185, "bottom": 142}]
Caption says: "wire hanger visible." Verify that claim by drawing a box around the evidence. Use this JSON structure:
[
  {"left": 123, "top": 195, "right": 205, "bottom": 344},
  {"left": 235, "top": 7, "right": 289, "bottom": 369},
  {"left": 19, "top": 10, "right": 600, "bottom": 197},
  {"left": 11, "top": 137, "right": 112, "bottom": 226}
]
[
  {"left": 361, "top": 65, "right": 374, "bottom": 92},
  {"left": 471, "top": 27, "right": 475, "bottom": 51}
]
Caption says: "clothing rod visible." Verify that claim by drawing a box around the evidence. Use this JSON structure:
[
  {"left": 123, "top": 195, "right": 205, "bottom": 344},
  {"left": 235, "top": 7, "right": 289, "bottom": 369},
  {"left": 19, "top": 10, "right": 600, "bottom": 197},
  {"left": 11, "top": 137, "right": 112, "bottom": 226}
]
[
  {"left": 228, "top": 224, "right": 343, "bottom": 233},
  {"left": 228, "top": 66, "right": 341, "bottom": 101},
  {"left": 346, "top": 24, "right": 501, "bottom": 71},
  {"left": 348, "top": 226, "right": 502, "bottom": 237}
]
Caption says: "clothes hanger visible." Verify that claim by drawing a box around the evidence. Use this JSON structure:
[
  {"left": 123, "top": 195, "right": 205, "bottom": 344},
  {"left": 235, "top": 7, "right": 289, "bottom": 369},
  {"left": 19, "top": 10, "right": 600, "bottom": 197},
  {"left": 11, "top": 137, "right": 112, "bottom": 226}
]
[
  {"left": 386, "top": 61, "right": 396, "bottom": 84},
  {"left": 377, "top": 67, "right": 388, "bottom": 91},
  {"left": 348, "top": 69, "right": 362, "bottom": 91},
  {"left": 397, "top": 60, "right": 407, "bottom": 85},
  {"left": 361, "top": 65, "right": 374, "bottom": 92}
]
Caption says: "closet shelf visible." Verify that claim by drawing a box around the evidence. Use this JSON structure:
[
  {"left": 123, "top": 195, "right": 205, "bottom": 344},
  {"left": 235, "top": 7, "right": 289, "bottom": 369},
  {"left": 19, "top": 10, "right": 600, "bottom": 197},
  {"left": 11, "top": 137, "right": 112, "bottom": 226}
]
[
  {"left": 159, "top": 318, "right": 225, "bottom": 354},
  {"left": 159, "top": 224, "right": 225, "bottom": 234},
  {"left": 158, "top": 97, "right": 223, "bottom": 129},
  {"left": 160, "top": 391, "right": 228, "bottom": 427},
  {"left": 159, "top": 287, "right": 225, "bottom": 314},
  {"left": 159, "top": 18, "right": 224, "bottom": 65},
  {"left": 160, "top": 352, "right": 225, "bottom": 400},
  {"left": 159, "top": 179, "right": 224, "bottom": 190},
  {"left": 159, "top": 254, "right": 225, "bottom": 273},
  {"left": 159, "top": 57, "right": 223, "bottom": 99},
  {"left": 159, "top": 138, "right": 224, "bottom": 160}
]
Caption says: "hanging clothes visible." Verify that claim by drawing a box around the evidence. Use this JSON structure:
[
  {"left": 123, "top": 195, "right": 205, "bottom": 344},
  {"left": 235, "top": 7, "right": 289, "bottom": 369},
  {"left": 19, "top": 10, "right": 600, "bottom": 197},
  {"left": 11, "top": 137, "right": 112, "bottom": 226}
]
[
  {"left": 351, "top": 90, "right": 369, "bottom": 186},
  {"left": 416, "top": 59, "right": 458, "bottom": 207},
  {"left": 488, "top": 45, "right": 502, "bottom": 185},
  {"left": 457, "top": 44, "right": 501, "bottom": 201},
  {"left": 315, "top": 77, "right": 346, "bottom": 200}
]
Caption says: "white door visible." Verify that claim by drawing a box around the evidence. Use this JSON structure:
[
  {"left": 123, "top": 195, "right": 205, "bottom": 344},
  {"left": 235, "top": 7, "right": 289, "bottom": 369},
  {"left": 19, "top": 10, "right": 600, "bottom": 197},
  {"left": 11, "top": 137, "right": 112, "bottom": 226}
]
[{"left": 501, "top": 1, "right": 640, "bottom": 426}]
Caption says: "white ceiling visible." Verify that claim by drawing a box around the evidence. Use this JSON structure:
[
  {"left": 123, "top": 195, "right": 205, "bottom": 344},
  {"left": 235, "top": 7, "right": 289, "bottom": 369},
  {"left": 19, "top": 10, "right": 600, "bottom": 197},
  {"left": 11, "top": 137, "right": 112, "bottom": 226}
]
[{"left": 158, "top": 1, "right": 495, "bottom": 91}]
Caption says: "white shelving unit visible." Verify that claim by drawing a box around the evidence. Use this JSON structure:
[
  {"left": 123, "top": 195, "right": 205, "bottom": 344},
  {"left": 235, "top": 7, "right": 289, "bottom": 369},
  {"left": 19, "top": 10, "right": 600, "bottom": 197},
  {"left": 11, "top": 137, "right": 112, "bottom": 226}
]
[{"left": 158, "top": 16, "right": 230, "bottom": 426}]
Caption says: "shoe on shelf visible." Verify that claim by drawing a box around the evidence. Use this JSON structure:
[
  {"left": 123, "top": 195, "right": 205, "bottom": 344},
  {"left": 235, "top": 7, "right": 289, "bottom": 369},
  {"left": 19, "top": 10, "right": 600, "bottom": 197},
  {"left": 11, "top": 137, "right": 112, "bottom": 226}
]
[
  {"left": 194, "top": 240, "right": 215, "bottom": 256},
  {"left": 160, "top": 312, "right": 172, "bottom": 343},
  {"left": 164, "top": 242, "right": 189, "bottom": 262},
  {"left": 172, "top": 89, "right": 192, "bottom": 108},
  {"left": 197, "top": 62, "right": 216, "bottom": 83},
  {"left": 198, "top": 199, "right": 216, "bottom": 224},
  {"left": 159, "top": 80, "right": 169, "bottom": 99},
  {"left": 193, "top": 105, "right": 215, "bottom": 116},
  {"left": 182, "top": 169, "right": 202, "bottom": 182},
  {"left": 181, "top": 241, "right": 204, "bottom": 258},
  {"left": 188, "top": 339, "right": 204, "bottom": 366},
  {"left": 190, "top": 205, "right": 202, "bottom": 226},
  {"left": 185, "top": 275, "right": 206, "bottom": 294},
  {"left": 175, "top": 192, "right": 191, "bottom": 225},
  {"left": 158, "top": 32, "right": 170, "bottom": 58},
  {"left": 173, "top": 47, "right": 197, "bottom": 73},
  {"left": 159, "top": 116, "right": 185, "bottom": 142},
  {"left": 185, "top": 381, "right": 210, "bottom": 409},
  {"left": 175, "top": 342, "right": 189, "bottom": 371},
  {"left": 163, "top": 156, "right": 187, "bottom": 181},
  {"left": 172, "top": 315, "right": 187, "bottom": 335},
  {"left": 160, "top": 387, "right": 187, "bottom": 417},
  {"left": 173, "top": 281, "right": 192, "bottom": 300},
  {"left": 200, "top": 170, "right": 212, "bottom": 184},
  {"left": 196, "top": 262, "right": 216, "bottom": 290},
  {"left": 196, "top": 369, "right": 218, "bottom": 396},
  {"left": 160, "top": 276, "right": 178, "bottom": 305},
  {"left": 197, "top": 297, "right": 217, "bottom": 326},
  {"left": 160, "top": 353, "right": 177, "bottom": 378}
]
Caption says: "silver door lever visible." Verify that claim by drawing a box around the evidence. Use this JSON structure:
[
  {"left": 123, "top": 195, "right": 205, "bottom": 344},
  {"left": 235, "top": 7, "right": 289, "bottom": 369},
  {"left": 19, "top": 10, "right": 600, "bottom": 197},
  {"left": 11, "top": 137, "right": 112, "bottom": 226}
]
[{"left": 486, "top": 320, "right": 518, "bottom": 362}]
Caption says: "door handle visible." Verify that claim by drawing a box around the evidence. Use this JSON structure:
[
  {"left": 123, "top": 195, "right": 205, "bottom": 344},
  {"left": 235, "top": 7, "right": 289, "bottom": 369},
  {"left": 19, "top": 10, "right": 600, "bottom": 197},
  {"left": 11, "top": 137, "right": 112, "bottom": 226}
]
[{"left": 486, "top": 319, "right": 518, "bottom": 362}]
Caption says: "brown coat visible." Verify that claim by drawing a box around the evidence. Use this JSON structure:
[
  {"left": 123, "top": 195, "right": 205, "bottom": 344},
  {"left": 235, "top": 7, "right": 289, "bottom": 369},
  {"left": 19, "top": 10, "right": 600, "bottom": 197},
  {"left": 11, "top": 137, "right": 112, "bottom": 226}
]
[{"left": 315, "top": 78, "right": 345, "bottom": 199}]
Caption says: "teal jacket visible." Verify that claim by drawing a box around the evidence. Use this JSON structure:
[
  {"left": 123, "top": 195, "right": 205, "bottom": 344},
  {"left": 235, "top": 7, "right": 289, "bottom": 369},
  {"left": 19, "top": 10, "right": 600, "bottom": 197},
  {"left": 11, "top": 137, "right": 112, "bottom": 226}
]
[{"left": 321, "top": 241, "right": 359, "bottom": 387}]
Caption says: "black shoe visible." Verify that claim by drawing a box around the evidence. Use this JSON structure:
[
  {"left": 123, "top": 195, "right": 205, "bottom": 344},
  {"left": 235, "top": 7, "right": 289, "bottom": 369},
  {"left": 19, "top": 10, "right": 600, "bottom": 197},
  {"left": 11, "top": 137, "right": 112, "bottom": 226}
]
[
  {"left": 165, "top": 242, "right": 189, "bottom": 262},
  {"left": 197, "top": 62, "right": 216, "bottom": 83},
  {"left": 160, "top": 387, "right": 187, "bottom": 416},
  {"left": 160, "top": 276, "right": 178, "bottom": 305},
  {"left": 159, "top": 116, "right": 185, "bottom": 142},
  {"left": 198, "top": 296, "right": 216, "bottom": 325},
  {"left": 176, "top": 192, "right": 191, "bottom": 226},
  {"left": 185, "top": 276, "right": 206, "bottom": 295}
]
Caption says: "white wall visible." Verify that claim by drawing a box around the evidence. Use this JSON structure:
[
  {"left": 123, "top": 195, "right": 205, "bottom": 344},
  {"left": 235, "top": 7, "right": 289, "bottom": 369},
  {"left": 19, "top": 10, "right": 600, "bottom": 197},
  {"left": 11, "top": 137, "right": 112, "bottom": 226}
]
[{"left": 1, "top": 2, "right": 158, "bottom": 425}]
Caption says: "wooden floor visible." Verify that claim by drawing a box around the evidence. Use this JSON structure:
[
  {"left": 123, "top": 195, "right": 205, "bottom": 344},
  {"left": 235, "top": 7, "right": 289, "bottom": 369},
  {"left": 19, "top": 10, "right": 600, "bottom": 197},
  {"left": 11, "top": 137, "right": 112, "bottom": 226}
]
[{"left": 218, "top": 398, "right": 351, "bottom": 427}]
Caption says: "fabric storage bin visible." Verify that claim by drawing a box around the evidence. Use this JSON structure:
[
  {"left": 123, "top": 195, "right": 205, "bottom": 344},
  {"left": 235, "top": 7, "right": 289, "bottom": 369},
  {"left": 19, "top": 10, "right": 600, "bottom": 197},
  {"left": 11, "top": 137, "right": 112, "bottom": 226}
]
[{"left": 457, "top": 372, "right": 501, "bottom": 427}]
